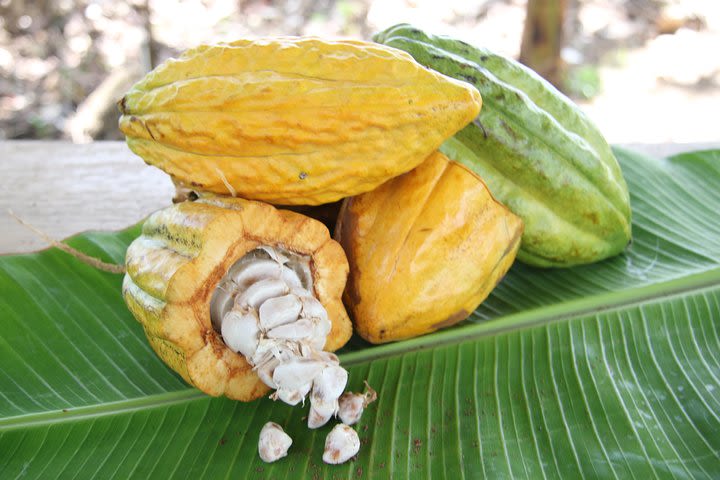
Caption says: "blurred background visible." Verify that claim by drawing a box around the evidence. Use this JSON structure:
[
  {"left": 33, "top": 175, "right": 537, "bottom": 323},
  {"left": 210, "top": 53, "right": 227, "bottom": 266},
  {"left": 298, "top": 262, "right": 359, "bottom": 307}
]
[{"left": 1, "top": 0, "right": 718, "bottom": 145}]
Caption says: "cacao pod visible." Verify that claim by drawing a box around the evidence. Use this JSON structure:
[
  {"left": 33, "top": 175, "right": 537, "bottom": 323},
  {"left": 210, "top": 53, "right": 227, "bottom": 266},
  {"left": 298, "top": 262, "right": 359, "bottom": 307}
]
[
  {"left": 375, "top": 24, "right": 632, "bottom": 267},
  {"left": 119, "top": 37, "right": 481, "bottom": 206},
  {"left": 335, "top": 151, "right": 523, "bottom": 343},
  {"left": 122, "top": 196, "right": 352, "bottom": 400}
]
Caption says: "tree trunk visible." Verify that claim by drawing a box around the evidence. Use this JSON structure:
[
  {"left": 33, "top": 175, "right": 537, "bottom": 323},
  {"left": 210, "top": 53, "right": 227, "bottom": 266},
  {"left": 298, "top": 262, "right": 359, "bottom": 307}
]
[{"left": 520, "top": 0, "right": 567, "bottom": 89}]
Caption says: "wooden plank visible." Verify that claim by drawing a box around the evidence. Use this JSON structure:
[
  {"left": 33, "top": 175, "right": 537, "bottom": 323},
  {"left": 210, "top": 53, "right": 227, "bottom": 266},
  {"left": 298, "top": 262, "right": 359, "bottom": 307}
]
[{"left": 0, "top": 141, "right": 174, "bottom": 254}]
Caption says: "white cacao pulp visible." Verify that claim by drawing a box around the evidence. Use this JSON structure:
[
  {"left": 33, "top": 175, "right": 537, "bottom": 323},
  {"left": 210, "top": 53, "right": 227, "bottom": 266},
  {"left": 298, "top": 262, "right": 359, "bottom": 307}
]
[
  {"left": 258, "top": 422, "right": 292, "bottom": 463},
  {"left": 211, "top": 246, "right": 347, "bottom": 427},
  {"left": 323, "top": 424, "right": 360, "bottom": 465}
]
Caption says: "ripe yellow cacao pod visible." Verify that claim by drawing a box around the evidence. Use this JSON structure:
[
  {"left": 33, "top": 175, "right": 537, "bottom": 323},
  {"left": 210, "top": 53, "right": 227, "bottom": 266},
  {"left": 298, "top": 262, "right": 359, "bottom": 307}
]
[
  {"left": 122, "top": 196, "right": 352, "bottom": 400},
  {"left": 118, "top": 37, "right": 481, "bottom": 205},
  {"left": 335, "top": 151, "right": 523, "bottom": 343}
]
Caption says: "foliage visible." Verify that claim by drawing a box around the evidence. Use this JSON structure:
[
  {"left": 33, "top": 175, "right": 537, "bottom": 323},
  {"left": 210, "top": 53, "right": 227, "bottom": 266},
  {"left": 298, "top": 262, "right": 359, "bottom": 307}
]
[{"left": 0, "top": 148, "right": 718, "bottom": 478}]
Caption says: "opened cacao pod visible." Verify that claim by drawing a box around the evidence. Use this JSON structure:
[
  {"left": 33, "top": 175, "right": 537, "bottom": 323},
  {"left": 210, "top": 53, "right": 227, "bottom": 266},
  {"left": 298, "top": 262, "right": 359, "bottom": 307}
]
[
  {"left": 123, "top": 197, "right": 352, "bottom": 400},
  {"left": 336, "top": 151, "right": 523, "bottom": 343},
  {"left": 119, "top": 37, "right": 481, "bottom": 205}
]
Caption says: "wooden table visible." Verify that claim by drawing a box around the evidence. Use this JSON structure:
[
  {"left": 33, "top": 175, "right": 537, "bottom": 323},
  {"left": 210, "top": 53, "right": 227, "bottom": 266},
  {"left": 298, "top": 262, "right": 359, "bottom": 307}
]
[
  {"left": 2, "top": 140, "right": 719, "bottom": 254},
  {"left": 1, "top": 141, "right": 174, "bottom": 254}
]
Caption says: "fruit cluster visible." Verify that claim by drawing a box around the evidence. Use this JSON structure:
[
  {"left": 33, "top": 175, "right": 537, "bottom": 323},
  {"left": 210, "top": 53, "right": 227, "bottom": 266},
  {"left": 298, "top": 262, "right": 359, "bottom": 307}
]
[{"left": 119, "top": 24, "right": 631, "bottom": 464}]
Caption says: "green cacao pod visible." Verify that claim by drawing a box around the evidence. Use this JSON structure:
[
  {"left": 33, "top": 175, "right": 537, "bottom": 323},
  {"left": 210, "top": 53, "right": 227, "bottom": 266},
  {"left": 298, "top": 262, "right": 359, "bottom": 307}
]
[{"left": 374, "top": 24, "right": 632, "bottom": 267}]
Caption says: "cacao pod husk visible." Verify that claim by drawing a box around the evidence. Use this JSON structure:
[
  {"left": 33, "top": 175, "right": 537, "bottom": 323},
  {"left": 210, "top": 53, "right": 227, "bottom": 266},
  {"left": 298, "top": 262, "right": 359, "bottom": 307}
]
[{"left": 335, "top": 151, "right": 523, "bottom": 343}]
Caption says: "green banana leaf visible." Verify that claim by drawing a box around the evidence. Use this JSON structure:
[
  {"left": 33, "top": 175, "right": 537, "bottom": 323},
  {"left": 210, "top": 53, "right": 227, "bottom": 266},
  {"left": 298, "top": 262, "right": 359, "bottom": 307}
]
[{"left": 1, "top": 147, "right": 718, "bottom": 479}]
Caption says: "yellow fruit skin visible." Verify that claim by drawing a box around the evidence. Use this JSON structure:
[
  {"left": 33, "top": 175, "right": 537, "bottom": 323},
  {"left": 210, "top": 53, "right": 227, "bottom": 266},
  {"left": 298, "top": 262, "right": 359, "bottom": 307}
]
[
  {"left": 118, "top": 37, "right": 481, "bottom": 205},
  {"left": 123, "top": 197, "right": 352, "bottom": 401},
  {"left": 335, "top": 152, "right": 523, "bottom": 344}
]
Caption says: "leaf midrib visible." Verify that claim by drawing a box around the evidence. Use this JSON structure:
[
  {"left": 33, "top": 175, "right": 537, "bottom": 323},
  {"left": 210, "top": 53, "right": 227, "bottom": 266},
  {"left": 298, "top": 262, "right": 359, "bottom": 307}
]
[
  {"left": 0, "top": 390, "right": 206, "bottom": 432},
  {"left": 2, "top": 266, "right": 719, "bottom": 432},
  {"left": 353, "top": 267, "right": 720, "bottom": 364}
]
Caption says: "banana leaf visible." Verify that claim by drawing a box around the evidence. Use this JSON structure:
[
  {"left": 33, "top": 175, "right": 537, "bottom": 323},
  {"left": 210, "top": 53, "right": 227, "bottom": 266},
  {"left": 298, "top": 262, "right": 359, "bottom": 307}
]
[{"left": 0, "top": 147, "right": 718, "bottom": 479}]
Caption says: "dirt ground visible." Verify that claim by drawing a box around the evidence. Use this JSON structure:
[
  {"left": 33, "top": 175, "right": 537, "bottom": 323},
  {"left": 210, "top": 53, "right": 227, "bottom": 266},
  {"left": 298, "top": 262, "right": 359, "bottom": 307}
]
[{"left": 1, "top": 0, "right": 718, "bottom": 145}]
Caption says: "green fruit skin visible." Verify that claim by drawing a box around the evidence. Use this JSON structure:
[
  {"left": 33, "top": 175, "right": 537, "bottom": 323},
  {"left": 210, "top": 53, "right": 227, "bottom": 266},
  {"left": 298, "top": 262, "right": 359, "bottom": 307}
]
[{"left": 375, "top": 24, "right": 632, "bottom": 268}]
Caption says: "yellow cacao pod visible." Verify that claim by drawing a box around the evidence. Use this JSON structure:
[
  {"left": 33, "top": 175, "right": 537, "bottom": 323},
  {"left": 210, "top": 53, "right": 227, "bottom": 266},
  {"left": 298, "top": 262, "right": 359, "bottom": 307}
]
[
  {"left": 118, "top": 37, "right": 481, "bottom": 205},
  {"left": 122, "top": 196, "right": 352, "bottom": 400},
  {"left": 335, "top": 151, "right": 523, "bottom": 343}
]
